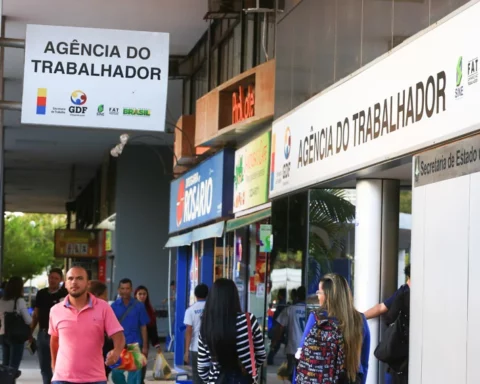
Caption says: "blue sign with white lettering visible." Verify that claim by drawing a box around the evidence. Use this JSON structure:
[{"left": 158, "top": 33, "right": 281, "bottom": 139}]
[{"left": 169, "top": 150, "right": 234, "bottom": 233}]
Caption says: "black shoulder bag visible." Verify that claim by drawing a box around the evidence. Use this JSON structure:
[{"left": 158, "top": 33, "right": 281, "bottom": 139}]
[
  {"left": 374, "top": 310, "right": 408, "bottom": 365},
  {"left": 5, "top": 298, "right": 31, "bottom": 344}
]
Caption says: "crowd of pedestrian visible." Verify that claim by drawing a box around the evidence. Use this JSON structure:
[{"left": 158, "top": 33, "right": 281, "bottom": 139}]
[{"left": 0, "top": 265, "right": 410, "bottom": 384}]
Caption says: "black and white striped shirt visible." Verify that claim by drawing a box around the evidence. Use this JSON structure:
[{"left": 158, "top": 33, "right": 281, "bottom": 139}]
[{"left": 197, "top": 312, "right": 266, "bottom": 384}]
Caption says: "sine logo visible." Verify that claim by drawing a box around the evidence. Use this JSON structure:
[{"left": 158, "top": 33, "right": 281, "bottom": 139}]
[{"left": 455, "top": 56, "right": 464, "bottom": 99}]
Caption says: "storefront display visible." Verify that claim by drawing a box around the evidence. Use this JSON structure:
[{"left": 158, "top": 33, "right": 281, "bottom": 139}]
[{"left": 166, "top": 149, "right": 235, "bottom": 367}]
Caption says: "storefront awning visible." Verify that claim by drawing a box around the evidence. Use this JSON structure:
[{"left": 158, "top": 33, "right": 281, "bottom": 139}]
[
  {"left": 191, "top": 221, "right": 225, "bottom": 243},
  {"left": 164, "top": 231, "right": 193, "bottom": 248},
  {"left": 226, "top": 208, "right": 271, "bottom": 232}
]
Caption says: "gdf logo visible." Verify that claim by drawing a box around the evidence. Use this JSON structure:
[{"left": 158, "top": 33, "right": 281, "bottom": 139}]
[
  {"left": 283, "top": 127, "right": 291, "bottom": 180},
  {"left": 69, "top": 90, "right": 88, "bottom": 115},
  {"left": 284, "top": 127, "right": 291, "bottom": 160},
  {"left": 176, "top": 179, "right": 185, "bottom": 227}
]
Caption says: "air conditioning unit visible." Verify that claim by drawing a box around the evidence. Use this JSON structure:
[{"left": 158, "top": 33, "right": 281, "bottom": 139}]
[
  {"left": 206, "top": 0, "right": 243, "bottom": 19},
  {"left": 244, "top": 0, "right": 285, "bottom": 12}
]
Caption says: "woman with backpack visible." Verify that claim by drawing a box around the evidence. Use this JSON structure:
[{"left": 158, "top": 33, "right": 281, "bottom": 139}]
[
  {"left": 198, "top": 278, "right": 266, "bottom": 384},
  {"left": 295, "top": 273, "right": 370, "bottom": 384},
  {"left": 0, "top": 276, "right": 32, "bottom": 380}
]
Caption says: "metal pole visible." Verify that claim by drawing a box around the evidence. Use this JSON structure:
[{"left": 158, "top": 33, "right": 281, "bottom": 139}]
[
  {"left": 167, "top": 248, "right": 172, "bottom": 341},
  {"left": 0, "top": 37, "right": 24, "bottom": 49},
  {"left": 0, "top": 101, "right": 21, "bottom": 110},
  {"left": 0, "top": 14, "right": 6, "bottom": 283}
]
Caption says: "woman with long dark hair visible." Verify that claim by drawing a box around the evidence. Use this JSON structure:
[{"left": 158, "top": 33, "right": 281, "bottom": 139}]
[
  {"left": 296, "top": 273, "right": 370, "bottom": 384},
  {"left": 135, "top": 285, "right": 161, "bottom": 384},
  {"left": 198, "top": 278, "right": 266, "bottom": 384},
  {"left": 0, "top": 276, "right": 32, "bottom": 379}
]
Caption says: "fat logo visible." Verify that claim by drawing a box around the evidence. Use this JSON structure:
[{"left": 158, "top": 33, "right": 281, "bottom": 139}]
[{"left": 468, "top": 57, "right": 478, "bottom": 86}]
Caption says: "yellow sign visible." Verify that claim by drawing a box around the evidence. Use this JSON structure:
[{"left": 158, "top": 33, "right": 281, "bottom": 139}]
[{"left": 54, "top": 229, "right": 105, "bottom": 258}]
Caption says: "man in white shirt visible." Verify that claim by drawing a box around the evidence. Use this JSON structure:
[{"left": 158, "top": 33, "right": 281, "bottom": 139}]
[
  {"left": 183, "top": 284, "right": 208, "bottom": 384},
  {"left": 274, "top": 286, "right": 306, "bottom": 382}
]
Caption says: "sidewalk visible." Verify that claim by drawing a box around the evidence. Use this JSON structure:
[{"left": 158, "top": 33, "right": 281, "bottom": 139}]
[
  {"left": 13, "top": 344, "right": 286, "bottom": 384},
  {"left": 16, "top": 345, "right": 177, "bottom": 384}
]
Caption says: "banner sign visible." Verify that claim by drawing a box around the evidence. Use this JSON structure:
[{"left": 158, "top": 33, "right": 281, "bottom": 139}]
[
  {"left": 169, "top": 150, "right": 234, "bottom": 233},
  {"left": 413, "top": 134, "right": 480, "bottom": 187},
  {"left": 21, "top": 24, "right": 169, "bottom": 132},
  {"left": 54, "top": 229, "right": 107, "bottom": 258},
  {"left": 270, "top": 2, "right": 480, "bottom": 197},
  {"left": 234, "top": 131, "right": 270, "bottom": 213}
]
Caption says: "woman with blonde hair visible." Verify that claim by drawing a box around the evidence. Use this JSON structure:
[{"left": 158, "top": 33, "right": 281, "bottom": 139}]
[{"left": 295, "top": 273, "right": 370, "bottom": 384}]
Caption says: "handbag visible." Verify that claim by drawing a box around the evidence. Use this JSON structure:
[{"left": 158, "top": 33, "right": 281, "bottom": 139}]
[
  {"left": 374, "top": 311, "right": 408, "bottom": 365},
  {"left": 0, "top": 364, "right": 16, "bottom": 384},
  {"left": 4, "top": 298, "right": 31, "bottom": 344}
]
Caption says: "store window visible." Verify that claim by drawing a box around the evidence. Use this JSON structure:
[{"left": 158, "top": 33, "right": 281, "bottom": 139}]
[
  {"left": 243, "top": 14, "right": 255, "bottom": 71},
  {"left": 232, "top": 227, "right": 249, "bottom": 311},
  {"left": 267, "top": 192, "right": 308, "bottom": 369},
  {"left": 181, "top": 12, "right": 276, "bottom": 116},
  {"left": 306, "top": 189, "right": 356, "bottom": 310},
  {"left": 189, "top": 241, "right": 202, "bottom": 306}
]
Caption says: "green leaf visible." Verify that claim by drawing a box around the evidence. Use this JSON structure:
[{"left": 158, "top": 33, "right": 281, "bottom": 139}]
[{"left": 3, "top": 213, "right": 66, "bottom": 281}]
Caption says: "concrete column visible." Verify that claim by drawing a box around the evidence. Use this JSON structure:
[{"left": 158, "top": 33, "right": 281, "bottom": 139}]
[{"left": 354, "top": 179, "right": 399, "bottom": 384}]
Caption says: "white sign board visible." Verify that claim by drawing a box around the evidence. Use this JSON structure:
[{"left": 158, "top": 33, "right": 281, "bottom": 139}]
[
  {"left": 21, "top": 24, "right": 169, "bottom": 132},
  {"left": 270, "top": 2, "right": 480, "bottom": 198}
]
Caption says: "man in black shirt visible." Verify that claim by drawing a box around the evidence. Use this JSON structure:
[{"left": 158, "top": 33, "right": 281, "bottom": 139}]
[{"left": 30, "top": 268, "right": 67, "bottom": 384}]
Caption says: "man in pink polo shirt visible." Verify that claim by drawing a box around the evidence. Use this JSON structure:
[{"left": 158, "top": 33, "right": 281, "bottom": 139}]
[{"left": 49, "top": 266, "right": 125, "bottom": 384}]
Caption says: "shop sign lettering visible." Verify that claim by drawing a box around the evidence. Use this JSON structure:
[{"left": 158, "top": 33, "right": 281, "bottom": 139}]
[{"left": 232, "top": 85, "right": 255, "bottom": 124}]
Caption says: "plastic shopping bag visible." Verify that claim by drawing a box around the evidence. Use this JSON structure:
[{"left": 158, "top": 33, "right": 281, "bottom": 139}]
[
  {"left": 110, "top": 343, "right": 147, "bottom": 371},
  {"left": 153, "top": 351, "right": 172, "bottom": 380},
  {"left": 277, "top": 361, "right": 290, "bottom": 381}
]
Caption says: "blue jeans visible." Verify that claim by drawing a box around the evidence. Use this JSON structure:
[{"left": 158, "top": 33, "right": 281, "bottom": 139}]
[
  {"left": 2, "top": 338, "right": 24, "bottom": 372},
  {"left": 111, "top": 369, "right": 142, "bottom": 384},
  {"left": 52, "top": 382, "right": 107, "bottom": 384},
  {"left": 37, "top": 330, "right": 53, "bottom": 384},
  {"left": 385, "top": 372, "right": 393, "bottom": 384}
]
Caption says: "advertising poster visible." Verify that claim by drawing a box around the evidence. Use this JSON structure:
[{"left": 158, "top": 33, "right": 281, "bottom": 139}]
[{"left": 234, "top": 131, "right": 271, "bottom": 213}]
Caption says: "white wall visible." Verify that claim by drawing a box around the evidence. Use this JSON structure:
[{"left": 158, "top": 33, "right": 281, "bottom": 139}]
[{"left": 411, "top": 173, "right": 480, "bottom": 383}]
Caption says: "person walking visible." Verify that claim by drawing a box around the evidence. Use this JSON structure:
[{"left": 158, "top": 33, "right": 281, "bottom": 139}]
[
  {"left": 198, "top": 278, "right": 266, "bottom": 384},
  {"left": 273, "top": 286, "right": 307, "bottom": 382},
  {"left": 183, "top": 283, "right": 208, "bottom": 384},
  {"left": 111, "top": 278, "right": 150, "bottom": 384},
  {"left": 49, "top": 267, "right": 125, "bottom": 384},
  {"left": 30, "top": 268, "right": 68, "bottom": 384},
  {"left": 295, "top": 273, "right": 370, "bottom": 384},
  {"left": 0, "top": 276, "right": 32, "bottom": 380},
  {"left": 134, "top": 285, "right": 162, "bottom": 384},
  {"left": 267, "top": 288, "right": 287, "bottom": 365},
  {"left": 364, "top": 265, "right": 411, "bottom": 384}
]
